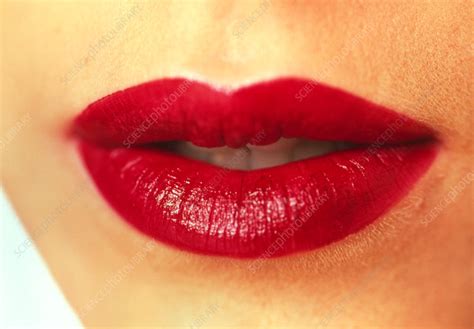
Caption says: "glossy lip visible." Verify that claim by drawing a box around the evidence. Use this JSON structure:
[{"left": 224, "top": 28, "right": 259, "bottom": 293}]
[{"left": 74, "top": 77, "right": 438, "bottom": 258}]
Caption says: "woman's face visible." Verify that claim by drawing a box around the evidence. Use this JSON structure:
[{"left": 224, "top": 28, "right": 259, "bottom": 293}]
[{"left": 2, "top": 1, "right": 472, "bottom": 327}]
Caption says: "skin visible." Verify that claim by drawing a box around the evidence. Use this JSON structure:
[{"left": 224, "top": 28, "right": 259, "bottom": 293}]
[{"left": 1, "top": 0, "right": 473, "bottom": 328}]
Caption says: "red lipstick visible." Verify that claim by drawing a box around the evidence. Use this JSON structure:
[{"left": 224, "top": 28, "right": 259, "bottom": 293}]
[{"left": 74, "top": 78, "right": 438, "bottom": 258}]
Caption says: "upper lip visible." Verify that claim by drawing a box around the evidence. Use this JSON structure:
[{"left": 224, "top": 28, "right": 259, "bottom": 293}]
[
  {"left": 74, "top": 78, "right": 434, "bottom": 148},
  {"left": 74, "top": 77, "right": 438, "bottom": 258}
]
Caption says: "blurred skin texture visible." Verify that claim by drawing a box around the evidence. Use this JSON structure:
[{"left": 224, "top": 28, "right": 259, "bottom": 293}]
[{"left": 1, "top": 0, "right": 473, "bottom": 328}]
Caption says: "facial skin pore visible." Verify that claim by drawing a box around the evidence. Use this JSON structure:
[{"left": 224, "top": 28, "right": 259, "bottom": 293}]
[{"left": 1, "top": 1, "right": 472, "bottom": 327}]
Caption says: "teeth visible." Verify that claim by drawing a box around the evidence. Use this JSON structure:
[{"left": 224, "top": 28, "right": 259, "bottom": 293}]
[
  {"left": 247, "top": 138, "right": 298, "bottom": 152},
  {"left": 210, "top": 147, "right": 251, "bottom": 170},
  {"left": 172, "top": 138, "right": 354, "bottom": 170},
  {"left": 293, "top": 140, "right": 338, "bottom": 161},
  {"left": 248, "top": 138, "right": 297, "bottom": 170}
]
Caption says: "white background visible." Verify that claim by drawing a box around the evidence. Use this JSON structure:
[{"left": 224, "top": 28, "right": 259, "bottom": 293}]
[{"left": 0, "top": 188, "right": 82, "bottom": 329}]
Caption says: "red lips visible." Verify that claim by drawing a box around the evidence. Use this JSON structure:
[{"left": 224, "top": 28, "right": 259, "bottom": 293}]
[{"left": 74, "top": 78, "right": 438, "bottom": 258}]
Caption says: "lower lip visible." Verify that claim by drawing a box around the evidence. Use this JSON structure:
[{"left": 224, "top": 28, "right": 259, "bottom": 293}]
[
  {"left": 74, "top": 78, "right": 438, "bottom": 258},
  {"left": 79, "top": 141, "right": 437, "bottom": 257}
]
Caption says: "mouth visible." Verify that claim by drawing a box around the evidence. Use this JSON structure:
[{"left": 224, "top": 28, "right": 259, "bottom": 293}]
[{"left": 73, "top": 77, "right": 438, "bottom": 258}]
